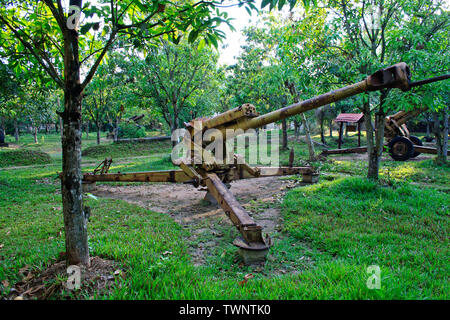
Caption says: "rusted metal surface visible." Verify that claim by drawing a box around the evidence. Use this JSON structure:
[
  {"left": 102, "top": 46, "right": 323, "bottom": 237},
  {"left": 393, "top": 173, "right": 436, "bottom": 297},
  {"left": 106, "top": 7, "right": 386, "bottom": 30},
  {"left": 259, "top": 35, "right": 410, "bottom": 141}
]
[
  {"left": 83, "top": 166, "right": 314, "bottom": 183},
  {"left": 322, "top": 147, "right": 369, "bottom": 155},
  {"left": 93, "top": 158, "right": 112, "bottom": 175},
  {"left": 413, "top": 145, "right": 448, "bottom": 155},
  {"left": 322, "top": 145, "right": 448, "bottom": 157},
  {"left": 83, "top": 169, "right": 191, "bottom": 183},
  {"left": 204, "top": 173, "right": 271, "bottom": 251}
]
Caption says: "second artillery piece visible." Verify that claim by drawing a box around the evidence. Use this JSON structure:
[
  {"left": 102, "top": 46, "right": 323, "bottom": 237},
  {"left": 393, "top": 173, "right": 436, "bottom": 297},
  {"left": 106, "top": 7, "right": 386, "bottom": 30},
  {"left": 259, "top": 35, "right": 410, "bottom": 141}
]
[
  {"left": 323, "top": 75, "right": 449, "bottom": 161},
  {"left": 83, "top": 62, "right": 441, "bottom": 263}
]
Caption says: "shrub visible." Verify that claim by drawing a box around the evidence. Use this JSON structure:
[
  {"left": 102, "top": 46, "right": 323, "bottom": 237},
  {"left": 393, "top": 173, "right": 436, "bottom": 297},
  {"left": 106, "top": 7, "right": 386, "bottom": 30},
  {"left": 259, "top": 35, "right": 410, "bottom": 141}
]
[{"left": 118, "top": 123, "right": 146, "bottom": 139}]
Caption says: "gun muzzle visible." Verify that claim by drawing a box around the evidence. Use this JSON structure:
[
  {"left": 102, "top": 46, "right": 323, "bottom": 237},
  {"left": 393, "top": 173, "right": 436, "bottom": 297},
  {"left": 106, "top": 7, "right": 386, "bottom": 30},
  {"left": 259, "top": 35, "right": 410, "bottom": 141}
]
[{"left": 366, "top": 62, "right": 411, "bottom": 92}]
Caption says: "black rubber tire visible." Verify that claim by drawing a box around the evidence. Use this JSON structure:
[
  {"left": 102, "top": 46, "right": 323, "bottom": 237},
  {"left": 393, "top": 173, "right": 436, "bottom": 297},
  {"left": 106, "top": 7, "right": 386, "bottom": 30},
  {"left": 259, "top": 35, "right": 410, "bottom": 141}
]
[
  {"left": 409, "top": 135, "right": 423, "bottom": 158},
  {"left": 388, "top": 136, "right": 414, "bottom": 161}
]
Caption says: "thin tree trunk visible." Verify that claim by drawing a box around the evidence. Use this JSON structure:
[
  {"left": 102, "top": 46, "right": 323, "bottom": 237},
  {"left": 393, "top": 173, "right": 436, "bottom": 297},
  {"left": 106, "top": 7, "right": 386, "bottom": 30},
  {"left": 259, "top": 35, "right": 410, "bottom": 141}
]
[
  {"left": 33, "top": 126, "right": 38, "bottom": 144},
  {"left": 301, "top": 113, "right": 316, "bottom": 161},
  {"left": 85, "top": 121, "right": 89, "bottom": 139},
  {"left": 366, "top": 93, "right": 387, "bottom": 180},
  {"left": 363, "top": 100, "right": 376, "bottom": 179},
  {"left": 61, "top": 19, "right": 90, "bottom": 267},
  {"left": 281, "top": 118, "right": 288, "bottom": 150},
  {"left": 14, "top": 120, "right": 19, "bottom": 143},
  {"left": 329, "top": 119, "right": 333, "bottom": 138},
  {"left": 114, "top": 118, "right": 119, "bottom": 142},
  {"left": 433, "top": 109, "right": 448, "bottom": 164},
  {"left": 96, "top": 121, "right": 101, "bottom": 145},
  {"left": 294, "top": 119, "right": 300, "bottom": 138},
  {"left": 320, "top": 116, "right": 326, "bottom": 144}
]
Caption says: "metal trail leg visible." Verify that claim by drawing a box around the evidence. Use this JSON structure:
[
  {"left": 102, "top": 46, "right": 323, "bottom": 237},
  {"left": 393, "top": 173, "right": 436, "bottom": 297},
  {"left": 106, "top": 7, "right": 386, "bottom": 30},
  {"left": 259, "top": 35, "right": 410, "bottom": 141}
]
[{"left": 204, "top": 173, "right": 272, "bottom": 263}]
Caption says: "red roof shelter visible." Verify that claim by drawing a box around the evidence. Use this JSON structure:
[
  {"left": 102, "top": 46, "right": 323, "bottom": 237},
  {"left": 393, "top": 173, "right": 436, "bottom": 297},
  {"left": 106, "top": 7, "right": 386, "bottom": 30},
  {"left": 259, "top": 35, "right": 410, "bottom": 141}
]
[{"left": 334, "top": 113, "right": 364, "bottom": 148}]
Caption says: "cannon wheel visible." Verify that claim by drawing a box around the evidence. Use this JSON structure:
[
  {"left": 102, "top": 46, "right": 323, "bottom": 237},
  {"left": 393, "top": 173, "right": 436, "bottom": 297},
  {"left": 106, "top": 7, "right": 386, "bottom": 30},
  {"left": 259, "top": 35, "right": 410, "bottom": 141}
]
[
  {"left": 409, "top": 135, "right": 423, "bottom": 158},
  {"left": 388, "top": 136, "right": 414, "bottom": 161}
]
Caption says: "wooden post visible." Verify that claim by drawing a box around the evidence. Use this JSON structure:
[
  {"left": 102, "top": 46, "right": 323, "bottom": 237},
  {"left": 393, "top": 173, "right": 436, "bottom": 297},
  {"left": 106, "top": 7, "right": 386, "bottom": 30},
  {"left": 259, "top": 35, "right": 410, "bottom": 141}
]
[{"left": 338, "top": 122, "right": 344, "bottom": 149}]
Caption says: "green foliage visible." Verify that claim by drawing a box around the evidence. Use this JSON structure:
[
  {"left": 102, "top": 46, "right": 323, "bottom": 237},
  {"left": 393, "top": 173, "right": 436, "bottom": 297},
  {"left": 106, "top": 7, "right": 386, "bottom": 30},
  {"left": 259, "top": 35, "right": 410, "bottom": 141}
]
[
  {"left": 0, "top": 149, "right": 52, "bottom": 167},
  {"left": 129, "top": 38, "right": 222, "bottom": 131},
  {"left": 117, "top": 123, "right": 146, "bottom": 139}
]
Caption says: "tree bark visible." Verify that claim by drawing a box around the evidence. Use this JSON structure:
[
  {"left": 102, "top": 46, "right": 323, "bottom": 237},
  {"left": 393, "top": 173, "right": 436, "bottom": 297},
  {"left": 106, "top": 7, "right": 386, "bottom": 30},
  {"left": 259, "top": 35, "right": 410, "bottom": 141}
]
[
  {"left": 85, "top": 121, "right": 89, "bottom": 139},
  {"left": 96, "top": 121, "right": 101, "bottom": 145},
  {"left": 366, "top": 92, "right": 387, "bottom": 180},
  {"left": 59, "top": 116, "right": 63, "bottom": 138},
  {"left": 363, "top": 100, "right": 376, "bottom": 179},
  {"left": 433, "top": 109, "right": 448, "bottom": 164},
  {"left": 320, "top": 115, "right": 326, "bottom": 145},
  {"left": 281, "top": 118, "right": 288, "bottom": 150},
  {"left": 61, "top": 23, "right": 90, "bottom": 266},
  {"left": 114, "top": 118, "right": 119, "bottom": 142},
  {"left": 33, "top": 126, "right": 38, "bottom": 144},
  {"left": 329, "top": 119, "right": 333, "bottom": 137},
  {"left": 14, "top": 120, "right": 19, "bottom": 143},
  {"left": 301, "top": 113, "right": 316, "bottom": 161},
  {"left": 293, "top": 119, "right": 300, "bottom": 138}
]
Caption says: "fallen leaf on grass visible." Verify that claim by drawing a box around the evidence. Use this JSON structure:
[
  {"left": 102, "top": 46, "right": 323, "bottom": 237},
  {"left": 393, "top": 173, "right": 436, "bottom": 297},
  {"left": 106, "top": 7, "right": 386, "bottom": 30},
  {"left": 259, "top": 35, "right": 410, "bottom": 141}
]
[
  {"left": 14, "top": 296, "right": 24, "bottom": 300},
  {"left": 113, "top": 270, "right": 125, "bottom": 279},
  {"left": 0, "top": 244, "right": 3, "bottom": 250},
  {"left": 2, "top": 280, "right": 9, "bottom": 288},
  {"left": 238, "top": 273, "right": 254, "bottom": 286}
]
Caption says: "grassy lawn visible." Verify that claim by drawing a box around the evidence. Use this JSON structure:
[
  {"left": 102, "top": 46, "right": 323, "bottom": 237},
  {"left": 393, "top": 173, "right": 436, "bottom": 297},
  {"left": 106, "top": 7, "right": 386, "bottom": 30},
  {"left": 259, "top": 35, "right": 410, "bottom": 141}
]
[{"left": 0, "top": 130, "right": 448, "bottom": 299}]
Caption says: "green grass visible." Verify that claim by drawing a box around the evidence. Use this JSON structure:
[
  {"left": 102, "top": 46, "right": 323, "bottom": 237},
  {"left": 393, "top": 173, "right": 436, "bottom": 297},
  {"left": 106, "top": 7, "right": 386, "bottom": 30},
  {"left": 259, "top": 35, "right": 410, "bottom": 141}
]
[
  {"left": 0, "top": 149, "right": 52, "bottom": 167},
  {"left": 82, "top": 140, "right": 172, "bottom": 160},
  {"left": 0, "top": 130, "right": 448, "bottom": 299}
]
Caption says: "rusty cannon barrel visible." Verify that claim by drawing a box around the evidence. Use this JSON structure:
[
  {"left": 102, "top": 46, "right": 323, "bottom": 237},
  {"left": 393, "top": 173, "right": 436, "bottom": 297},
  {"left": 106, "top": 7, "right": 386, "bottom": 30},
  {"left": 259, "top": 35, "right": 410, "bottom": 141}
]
[{"left": 213, "top": 62, "right": 412, "bottom": 137}]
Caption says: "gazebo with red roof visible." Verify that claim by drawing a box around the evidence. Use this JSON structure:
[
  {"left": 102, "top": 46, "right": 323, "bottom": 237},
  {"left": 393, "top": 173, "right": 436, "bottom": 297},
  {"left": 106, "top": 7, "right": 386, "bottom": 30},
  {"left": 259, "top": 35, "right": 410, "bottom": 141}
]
[{"left": 334, "top": 113, "right": 364, "bottom": 149}]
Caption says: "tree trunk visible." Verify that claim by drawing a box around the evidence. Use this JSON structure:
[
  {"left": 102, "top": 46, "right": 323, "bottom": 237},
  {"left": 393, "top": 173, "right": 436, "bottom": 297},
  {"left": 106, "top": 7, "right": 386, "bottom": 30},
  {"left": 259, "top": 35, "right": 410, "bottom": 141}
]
[
  {"left": 433, "top": 109, "right": 448, "bottom": 164},
  {"left": 294, "top": 119, "right": 300, "bottom": 138},
  {"left": 329, "top": 119, "right": 333, "bottom": 137},
  {"left": 114, "top": 118, "right": 119, "bottom": 142},
  {"left": 366, "top": 93, "right": 387, "bottom": 180},
  {"left": 33, "top": 126, "right": 38, "bottom": 144},
  {"left": 281, "top": 118, "right": 288, "bottom": 150},
  {"left": 96, "top": 121, "right": 101, "bottom": 145},
  {"left": 85, "top": 121, "right": 89, "bottom": 139},
  {"left": 363, "top": 100, "right": 376, "bottom": 179},
  {"left": 320, "top": 116, "right": 326, "bottom": 145},
  {"left": 14, "top": 120, "right": 19, "bottom": 143},
  {"left": 301, "top": 113, "right": 316, "bottom": 161},
  {"left": 61, "top": 23, "right": 89, "bottom": 267}
]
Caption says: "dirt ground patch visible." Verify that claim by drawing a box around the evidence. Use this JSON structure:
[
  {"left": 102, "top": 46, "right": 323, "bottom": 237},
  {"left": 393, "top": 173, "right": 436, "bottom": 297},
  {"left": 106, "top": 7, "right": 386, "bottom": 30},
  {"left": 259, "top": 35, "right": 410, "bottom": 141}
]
[
  {"left": 5, "top": 256, "right": 122, "bottom": 300},
  {"left": 93, "top": 176, "right": 293, "bottom": 227},
  {"left": 92, "top": 176, "right": 302, "bottom": 266}
]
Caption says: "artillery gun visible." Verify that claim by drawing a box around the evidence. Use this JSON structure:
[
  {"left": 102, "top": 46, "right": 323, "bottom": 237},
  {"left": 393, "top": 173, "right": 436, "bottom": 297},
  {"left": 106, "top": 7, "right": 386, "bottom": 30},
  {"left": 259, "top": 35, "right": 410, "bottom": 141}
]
[
  {"left": 322, "top": 106, "right": 449, "bottom": 161},
  {"left": 322, "top": 74, "right": 449, "bottom": 161},
  {"left": 83, "top": 62, "right": 433, "bottom": 263}
]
